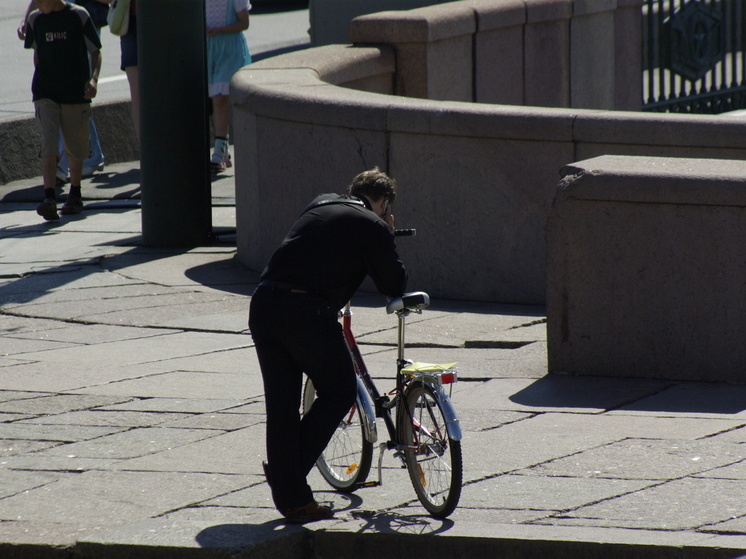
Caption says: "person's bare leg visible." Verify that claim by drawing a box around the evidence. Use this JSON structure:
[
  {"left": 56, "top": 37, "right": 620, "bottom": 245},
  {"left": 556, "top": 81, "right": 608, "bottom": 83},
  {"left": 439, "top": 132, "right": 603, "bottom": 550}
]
[
  {"left": 68, "top": 158, "right": 83, "bottom": 188},
  {"left": 210, "top": 94, "right": 232, "bottom": 169},
  {"left": 60, "top": 157, "right": 84, "bottom": 215},
  {"left": 212, "top": 94, "right": 229, "bottom": 138},
  {"left": 36, "top": 155, "right": 60, "bottom": 220},
  {"left": 41, "top": 155, "right": 57, "bottom": 192},
  {"left": 125, "top": 66, "right": 140, "bottom": 140}
]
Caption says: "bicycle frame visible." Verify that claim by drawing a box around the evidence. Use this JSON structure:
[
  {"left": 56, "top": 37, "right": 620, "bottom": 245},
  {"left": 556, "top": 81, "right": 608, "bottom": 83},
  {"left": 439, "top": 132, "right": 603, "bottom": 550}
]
[
  {"left": 341, "top": 298, "right": 462, "bottom": 487},
  {"left": 341, "top": 304, "right": 378, "bottom": 444},
  {"left": 342, "top": 303, "right": 391, "bottom": 443}
]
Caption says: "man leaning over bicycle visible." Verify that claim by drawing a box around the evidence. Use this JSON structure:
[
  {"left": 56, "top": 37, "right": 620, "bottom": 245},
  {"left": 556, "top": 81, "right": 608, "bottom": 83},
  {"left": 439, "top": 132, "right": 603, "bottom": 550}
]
[{"left": 248, "top": 167, "right": 408, "bottom": 524}]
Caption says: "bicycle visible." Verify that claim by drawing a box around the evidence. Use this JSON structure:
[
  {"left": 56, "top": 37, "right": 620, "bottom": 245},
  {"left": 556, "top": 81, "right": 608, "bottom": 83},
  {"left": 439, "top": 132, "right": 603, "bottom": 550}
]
[{"left": 302, "top": 290, "right": 463, "bottom": 518}]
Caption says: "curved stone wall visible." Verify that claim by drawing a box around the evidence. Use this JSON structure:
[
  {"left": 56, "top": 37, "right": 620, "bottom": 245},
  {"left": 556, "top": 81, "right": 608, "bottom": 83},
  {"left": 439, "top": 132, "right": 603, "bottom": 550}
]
[{"left": 231, "top": 0, "right": 746, "bottom": 304}]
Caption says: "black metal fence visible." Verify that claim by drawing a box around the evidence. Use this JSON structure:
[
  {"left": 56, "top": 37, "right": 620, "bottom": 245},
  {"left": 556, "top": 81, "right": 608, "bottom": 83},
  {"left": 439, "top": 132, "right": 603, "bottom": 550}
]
[{"left": 642, "top": 0, "right": 746, "bottom": 113}]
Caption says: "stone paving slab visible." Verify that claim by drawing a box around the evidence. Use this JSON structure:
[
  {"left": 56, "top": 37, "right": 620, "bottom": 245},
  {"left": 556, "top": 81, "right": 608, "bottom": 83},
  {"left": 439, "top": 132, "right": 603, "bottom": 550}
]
[
  {"left": 69, "top": 370, "right": 264, "bottom": 402},
  {"left": 1, "top": 161, "right": 746, "bottom": 558},
  {"left": 518, "top": 438, "right": 746, "bottom": 480},
  {"left": 125, "top": 347, "right": 260, "bottom": 376},
  {"left": 698, "top": 461, "right": 746, "bottom": 479},
  {"left": 611, "top": 382, "right": 746, "bottom": 418},
  {"left": 0, "top": 360, "right": 189, "bottom": 393},
  {"left": 552, "top": 477, "right": 746, "bottom": 531}
]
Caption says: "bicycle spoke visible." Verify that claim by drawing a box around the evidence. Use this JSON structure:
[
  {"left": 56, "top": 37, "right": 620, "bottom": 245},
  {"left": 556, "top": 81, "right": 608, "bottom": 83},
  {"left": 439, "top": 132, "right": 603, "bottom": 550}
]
[
  {"left": 401, "top": 383, "right": 462, "bottom": 517},
  {"left": 303, "top": 378, "right": 372, "bottom": 492}
]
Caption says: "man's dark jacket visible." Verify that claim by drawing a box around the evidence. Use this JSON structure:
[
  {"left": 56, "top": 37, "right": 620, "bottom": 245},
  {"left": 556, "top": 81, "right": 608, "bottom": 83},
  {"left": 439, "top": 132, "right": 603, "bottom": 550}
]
[{"left": 260, "top": 194, "right": 407, "bottom": 309}]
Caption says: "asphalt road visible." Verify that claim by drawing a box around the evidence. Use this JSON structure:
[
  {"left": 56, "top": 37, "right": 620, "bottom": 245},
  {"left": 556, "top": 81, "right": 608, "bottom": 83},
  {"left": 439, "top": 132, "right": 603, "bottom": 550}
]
[{"left": 0, "top": 1, "right": 311, "bottom": 122}]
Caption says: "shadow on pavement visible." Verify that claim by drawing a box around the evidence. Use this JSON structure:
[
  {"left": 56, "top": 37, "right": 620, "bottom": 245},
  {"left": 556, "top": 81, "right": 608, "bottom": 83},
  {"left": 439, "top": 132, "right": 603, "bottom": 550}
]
[
  {"left": 183, "top": 257, "right": 260, "bottom": 297},
  {"left": 195, "top": 520, "right": 309, "bottom": 553},
  {"left": 0, "top": 242, "right": 255, "bottom": 305},
  {"left": 87, "top": 168, "right": 142, "bottom": 199},
  {"left": 510, "top": 373, "right": 746, "bottom": 415},
  {"left": 348, "top": 510, "right": 455, "bottom": 535}
]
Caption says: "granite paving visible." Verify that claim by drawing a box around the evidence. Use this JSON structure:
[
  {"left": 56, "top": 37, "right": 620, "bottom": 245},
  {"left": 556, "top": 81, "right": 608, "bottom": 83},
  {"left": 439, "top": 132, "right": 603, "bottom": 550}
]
[{"left": 0, "top": 161, "right": 745, "bottom": 558}]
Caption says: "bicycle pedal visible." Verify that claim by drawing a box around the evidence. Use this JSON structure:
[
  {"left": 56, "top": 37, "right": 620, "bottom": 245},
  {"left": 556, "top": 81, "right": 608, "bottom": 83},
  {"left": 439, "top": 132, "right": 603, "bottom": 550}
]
[{"left": 356, "top": 481, "right": 381, "bottom": 488}]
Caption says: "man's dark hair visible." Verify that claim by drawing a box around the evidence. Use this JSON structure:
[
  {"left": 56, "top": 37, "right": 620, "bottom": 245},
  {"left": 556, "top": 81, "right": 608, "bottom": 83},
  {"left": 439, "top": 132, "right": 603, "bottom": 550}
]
[{"left": 348, "top": 167, "right": 397, "bottom": 203}]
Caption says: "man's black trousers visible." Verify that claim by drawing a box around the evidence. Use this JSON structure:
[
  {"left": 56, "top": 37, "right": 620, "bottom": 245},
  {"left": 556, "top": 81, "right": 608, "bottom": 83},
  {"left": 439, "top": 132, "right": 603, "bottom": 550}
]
[{"left": 249, "top": 286, "right": 357, "bottom": 511}]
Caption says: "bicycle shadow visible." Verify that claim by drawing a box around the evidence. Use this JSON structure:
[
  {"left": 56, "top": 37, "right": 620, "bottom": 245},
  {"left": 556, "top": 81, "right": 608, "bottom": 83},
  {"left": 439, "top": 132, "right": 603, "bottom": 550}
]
[
  {"left": 194, "top": 489, "right": 453, "bottom": 554},
  {"left": 347, "top": 509, "right": 455, "bottom": 535},
  {"left": 195, "top": 510, "right": 453, "bottom": 556},
  {"left": 318, "top": 490, "right": 455, "bottom": 535}
]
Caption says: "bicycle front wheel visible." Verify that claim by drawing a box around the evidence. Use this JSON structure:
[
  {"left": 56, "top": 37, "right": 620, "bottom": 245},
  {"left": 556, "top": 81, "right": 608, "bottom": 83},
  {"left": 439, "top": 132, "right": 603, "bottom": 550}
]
[
  {"left": 400, "top": 382, "right": 463, "bottom": 517},
  {"left": 302, "top": 377, "right": 373, "bottom": 492}
]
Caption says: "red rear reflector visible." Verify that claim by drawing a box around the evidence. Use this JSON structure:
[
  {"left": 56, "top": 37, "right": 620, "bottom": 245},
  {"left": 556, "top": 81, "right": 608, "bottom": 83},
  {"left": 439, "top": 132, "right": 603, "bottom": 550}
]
[{"left": 440, "top": 372, "right": 456, "bottom": 384}]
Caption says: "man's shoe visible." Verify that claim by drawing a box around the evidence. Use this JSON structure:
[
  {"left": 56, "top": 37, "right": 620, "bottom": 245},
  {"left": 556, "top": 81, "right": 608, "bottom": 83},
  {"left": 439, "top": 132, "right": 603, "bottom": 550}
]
[
  {"left": 281, "top": 501, "right": 334, "bottom": 524},
  {"left": 60, "top": 194, "right": 83, "bottom": 215},
  {"left": 36, "top": 198, "right": 59, "bottom": 221}
]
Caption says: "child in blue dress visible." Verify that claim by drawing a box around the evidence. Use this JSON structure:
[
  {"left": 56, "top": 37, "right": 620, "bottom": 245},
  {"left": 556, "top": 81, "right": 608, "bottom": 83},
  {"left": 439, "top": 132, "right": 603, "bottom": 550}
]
[{"left": 206, "top": 0, "right": 251, "bottom": 170}]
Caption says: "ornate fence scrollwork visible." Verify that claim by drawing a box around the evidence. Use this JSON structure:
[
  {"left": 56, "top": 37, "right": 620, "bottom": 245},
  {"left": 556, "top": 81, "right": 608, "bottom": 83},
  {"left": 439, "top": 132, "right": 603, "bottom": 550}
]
[{"left": 643, "top": 0, "right": 746, "bottom": 114}]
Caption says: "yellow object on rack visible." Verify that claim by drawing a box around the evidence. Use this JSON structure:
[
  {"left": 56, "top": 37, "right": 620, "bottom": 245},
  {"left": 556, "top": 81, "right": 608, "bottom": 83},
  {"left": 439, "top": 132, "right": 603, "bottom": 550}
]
[{"left": 401, "top": 362, "right": 457, "bottom": 373}]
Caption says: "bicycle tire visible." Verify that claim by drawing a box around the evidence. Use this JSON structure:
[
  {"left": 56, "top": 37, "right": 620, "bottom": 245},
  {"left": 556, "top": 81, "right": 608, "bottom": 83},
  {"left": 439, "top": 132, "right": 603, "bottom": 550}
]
[
  {"left": 302, "top": 377, "right": 373, "bottom": 492},
  {"left": 400, "top": 382, "right": 463, "bottom": 517}
]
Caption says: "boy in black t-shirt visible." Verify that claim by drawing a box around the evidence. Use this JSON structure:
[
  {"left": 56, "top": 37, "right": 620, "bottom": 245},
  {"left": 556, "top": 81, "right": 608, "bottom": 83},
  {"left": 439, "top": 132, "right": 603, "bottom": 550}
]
[{"left": 24, "top": 0, "right": 102, "bottom": 220}]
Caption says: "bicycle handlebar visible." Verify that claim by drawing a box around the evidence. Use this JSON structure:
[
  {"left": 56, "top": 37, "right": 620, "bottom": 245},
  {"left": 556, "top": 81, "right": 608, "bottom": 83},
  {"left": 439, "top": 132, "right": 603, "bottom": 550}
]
[{"left": 394, "top": 229, "right": 416, "bottom": 237}]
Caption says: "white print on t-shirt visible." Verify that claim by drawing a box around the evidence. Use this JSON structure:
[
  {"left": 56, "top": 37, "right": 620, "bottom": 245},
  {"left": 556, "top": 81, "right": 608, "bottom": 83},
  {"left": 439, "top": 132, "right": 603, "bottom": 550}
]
[{"left": 45, "top": 32, "right": 68, "bottom": 42}]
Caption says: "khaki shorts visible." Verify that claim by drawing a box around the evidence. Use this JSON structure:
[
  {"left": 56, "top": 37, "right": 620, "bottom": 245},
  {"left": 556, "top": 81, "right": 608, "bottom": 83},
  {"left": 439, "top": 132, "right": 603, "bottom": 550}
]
[{"left": 34, "top": 99, "right": 90, "bottom": 161}]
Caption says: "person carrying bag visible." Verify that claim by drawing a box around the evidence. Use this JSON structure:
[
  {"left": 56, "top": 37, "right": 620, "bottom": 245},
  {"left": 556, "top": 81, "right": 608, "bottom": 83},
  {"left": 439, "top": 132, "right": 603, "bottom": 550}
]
[{"left": 107, "top": 0, "right": 130, "bottom": 36}]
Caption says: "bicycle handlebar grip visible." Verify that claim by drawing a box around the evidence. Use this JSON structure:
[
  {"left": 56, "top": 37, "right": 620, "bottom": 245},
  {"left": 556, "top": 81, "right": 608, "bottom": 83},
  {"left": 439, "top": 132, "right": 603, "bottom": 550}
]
[{"left": 394, "top": 229, "right": 416, "bottom": 237}]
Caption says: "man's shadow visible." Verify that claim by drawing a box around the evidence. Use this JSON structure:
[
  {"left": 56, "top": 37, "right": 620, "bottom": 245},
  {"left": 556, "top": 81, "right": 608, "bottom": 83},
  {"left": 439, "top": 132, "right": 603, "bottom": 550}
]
[{"left": 195, "top": 492, "right": 454, "bottom": 554}]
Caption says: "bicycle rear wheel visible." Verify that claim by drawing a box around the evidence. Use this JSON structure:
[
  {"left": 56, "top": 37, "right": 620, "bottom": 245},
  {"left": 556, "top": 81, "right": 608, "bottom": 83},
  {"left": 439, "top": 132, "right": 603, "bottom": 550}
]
[
  {"left": 400, "top": 382, "right": 462, "bottom": 517},
  {"left": 302, "top": 377, "right": 373, "bottom": 492}
]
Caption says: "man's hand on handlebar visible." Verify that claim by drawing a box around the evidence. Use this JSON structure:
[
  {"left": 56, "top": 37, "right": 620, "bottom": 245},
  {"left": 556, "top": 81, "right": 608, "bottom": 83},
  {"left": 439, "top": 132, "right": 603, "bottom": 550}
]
[{"left": 384, "top": 208, "right": 395, "bottom": 233}]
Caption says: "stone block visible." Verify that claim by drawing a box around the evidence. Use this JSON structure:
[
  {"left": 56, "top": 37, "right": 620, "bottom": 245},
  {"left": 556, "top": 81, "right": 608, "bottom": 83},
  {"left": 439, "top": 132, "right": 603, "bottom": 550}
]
[
  {"left": 350, "top": 2, "right": 475, "bottom": 44},
  {"left": 351, "top": 4, "right": 475, "bottom": 101},
  {"left": 310, "top": 0, "right": 455, "bottom": 46},
  {"left": 524, "top": 3, "right": 571, "bottom": 107},
  {"left": 574, "top": 108, "right": 746, "bottom": 150},
  {"left": 570, "top": 3, "right": 616, "bottom": 109},
  {"left": 394, "top": 35, "right": 473, "bottom": 100},
  {"left": 525, "top": 0, "right": 572, "bottom": 24},
  {"left": 234, "top": 113, "right": 389, "bottom": 273},
  {"left": 0, "top": 100, "right": 137, "bottom": 185},
  {"left": 232, "top": 68, "right": 391, "bottom": 129},
  {"left": 91, "top": 100, "right": 140, "bottom": 164},
  {"left": 475, "top": 23, "right": 524, "bottom": 105},
  {"left": 247, "top": 44, "right": 395, "bottom": 87},
  {"left": 389, "top": 130, "right": 573, "bottom": 304},
  {"left": 613, "top": 0, "right": 643, "bottom": 110},
  {"left": 467, "top": 0, "right": 525, "bottom": 30},
  {"left": 573, "top": 0, "right": 616, "bottom": 16},
  {"left": 385, "top": 101, "right": 575, "bottom": 141},
  {"left": 547, "top": 155, "right": 746, "bottom": 383},
  {"left": 343, "top": 73, "right": 394, "bottom": 95}
]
